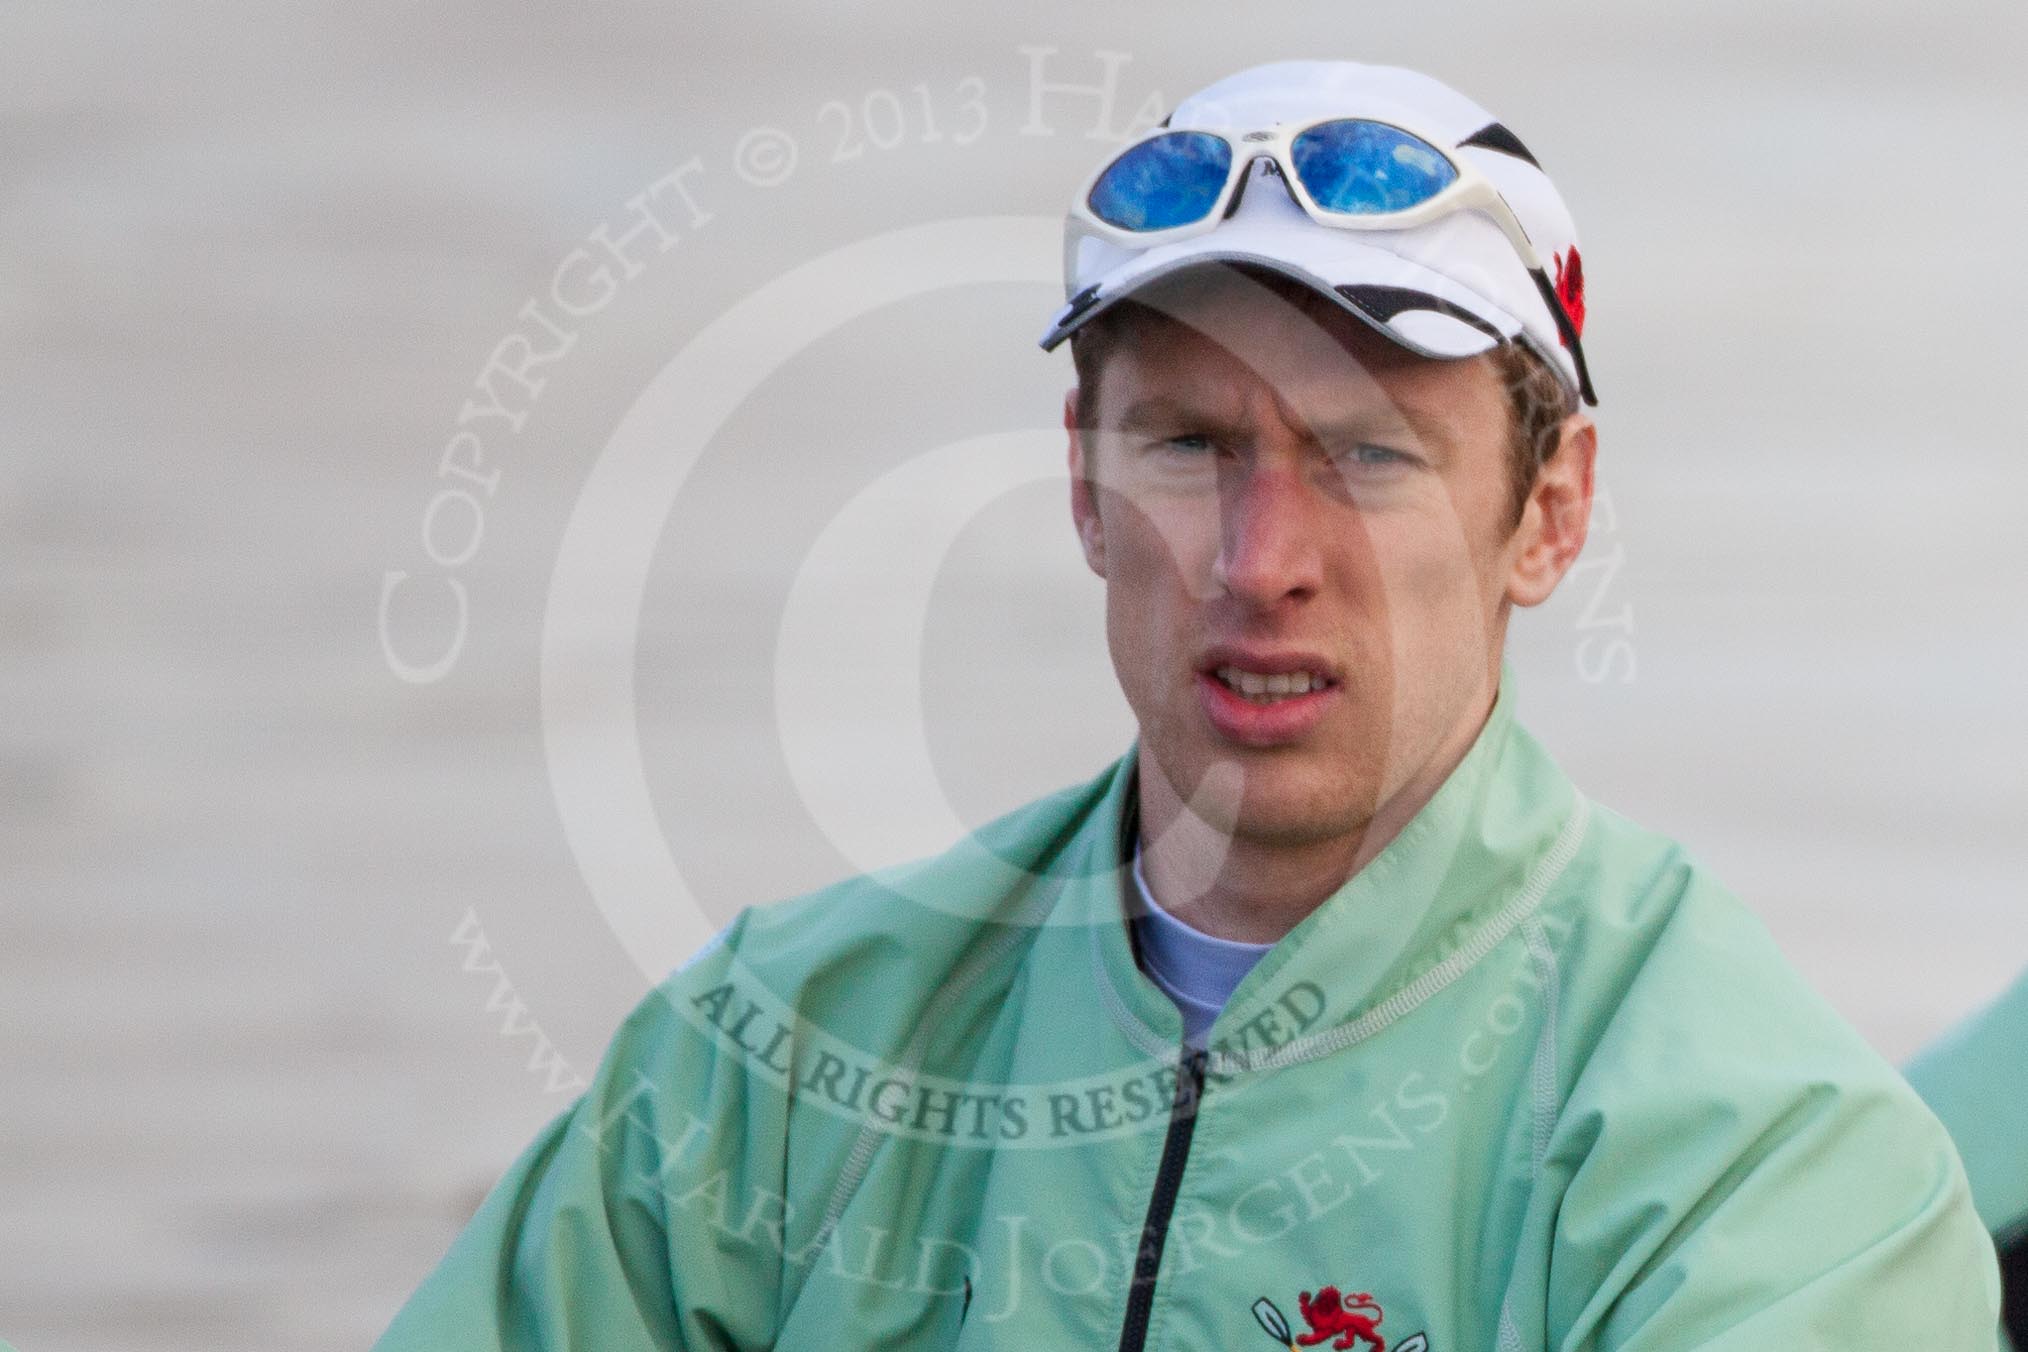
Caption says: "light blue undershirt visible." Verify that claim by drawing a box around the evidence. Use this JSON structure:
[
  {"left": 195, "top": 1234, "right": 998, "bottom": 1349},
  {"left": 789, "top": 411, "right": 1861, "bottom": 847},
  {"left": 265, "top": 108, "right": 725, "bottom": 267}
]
[{"left": 1130, "top": 841, "right": 1277, "bottom": 1049}]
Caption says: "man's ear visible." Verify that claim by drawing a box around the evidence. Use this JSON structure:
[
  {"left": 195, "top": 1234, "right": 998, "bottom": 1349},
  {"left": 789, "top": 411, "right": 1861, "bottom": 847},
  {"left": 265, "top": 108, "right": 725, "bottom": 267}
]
[
  {"left": 1066, "top": 386, "right": 1107, "bottom": 578},
  {"left": 1506, "top": 412, "right": 1597, "bottom": 608}
]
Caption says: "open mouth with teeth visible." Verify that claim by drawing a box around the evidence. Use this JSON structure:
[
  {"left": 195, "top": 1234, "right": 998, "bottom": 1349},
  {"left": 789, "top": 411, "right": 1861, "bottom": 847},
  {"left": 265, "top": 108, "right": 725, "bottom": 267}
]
[{"left": 1212, "top": 665, "right": 1338, "bottom": 704}]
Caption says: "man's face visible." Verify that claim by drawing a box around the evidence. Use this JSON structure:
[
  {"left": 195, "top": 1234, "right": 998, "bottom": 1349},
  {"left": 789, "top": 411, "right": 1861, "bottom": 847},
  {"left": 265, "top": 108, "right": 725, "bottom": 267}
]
[{"left": 1065, "top": 270, "right": 1587, "bottom": 849}]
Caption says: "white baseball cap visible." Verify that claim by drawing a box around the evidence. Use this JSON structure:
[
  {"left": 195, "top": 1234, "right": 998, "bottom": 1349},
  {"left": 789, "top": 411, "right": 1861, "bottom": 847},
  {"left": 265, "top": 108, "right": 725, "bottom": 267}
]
[{"left": 1037, "top": 60, "right": 1595, "bottom": 406}]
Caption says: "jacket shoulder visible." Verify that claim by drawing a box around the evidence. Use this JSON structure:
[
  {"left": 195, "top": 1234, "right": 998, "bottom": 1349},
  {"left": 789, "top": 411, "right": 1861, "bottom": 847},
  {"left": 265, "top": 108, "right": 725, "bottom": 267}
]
[
  {"left": 1542, "top": 795, "right": 1884, "bottom": 1069},
  {"left": 1541, "top": 796, "right": 1819, "bottom": 998},
  {"left": 676, "top": 754, "right": 1126, "bottom": 1046},
  {"left": 1528, "top": 802, "right": 2000, "bottom": 1344}
]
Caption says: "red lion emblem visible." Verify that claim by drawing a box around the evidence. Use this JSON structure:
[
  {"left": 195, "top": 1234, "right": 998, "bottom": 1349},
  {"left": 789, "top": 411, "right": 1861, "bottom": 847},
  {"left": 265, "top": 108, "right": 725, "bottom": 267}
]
[
  {"left": 1297, "top": 1286, "right": 1386, "bottom": 1351},
  {"left": 1552, "top": 246, "right": 1586, "bottom": 344}
]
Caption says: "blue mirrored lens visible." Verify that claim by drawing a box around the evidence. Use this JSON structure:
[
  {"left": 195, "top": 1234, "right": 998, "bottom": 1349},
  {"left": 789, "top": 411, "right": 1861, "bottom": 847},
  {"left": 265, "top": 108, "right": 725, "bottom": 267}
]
[
  {"left": 1087, "top": 132, "right": 1233, "bottom": 231},
  {"left": 1290, "top": 120, "right": 1457, "bottom": 216}
]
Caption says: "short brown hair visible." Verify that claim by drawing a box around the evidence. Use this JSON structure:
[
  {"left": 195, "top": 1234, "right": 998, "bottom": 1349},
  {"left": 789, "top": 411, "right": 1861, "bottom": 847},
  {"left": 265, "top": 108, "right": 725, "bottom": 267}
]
[{"left": 1068, "top": 274, "right": 1576, "bottom": 530}]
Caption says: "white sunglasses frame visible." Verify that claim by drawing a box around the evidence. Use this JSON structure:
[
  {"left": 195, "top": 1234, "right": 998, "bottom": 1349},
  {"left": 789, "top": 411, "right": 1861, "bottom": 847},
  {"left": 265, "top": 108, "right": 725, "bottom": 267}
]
[{"left": 1062, "top": 113, "right": 1594, "bottom": 403}]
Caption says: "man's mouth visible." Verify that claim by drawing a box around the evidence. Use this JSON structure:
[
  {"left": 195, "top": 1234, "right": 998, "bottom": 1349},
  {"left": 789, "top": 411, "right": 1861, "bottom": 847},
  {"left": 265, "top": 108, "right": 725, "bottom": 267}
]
[{"left": 1211, "top": 665, "right": 1339, "bottom": 705}]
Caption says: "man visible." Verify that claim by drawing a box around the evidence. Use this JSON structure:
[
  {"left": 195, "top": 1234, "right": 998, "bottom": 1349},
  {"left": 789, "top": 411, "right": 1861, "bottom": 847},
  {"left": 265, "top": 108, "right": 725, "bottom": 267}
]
[{"left": 378, "top": 60, "right": 2001, "bottom": 1349}]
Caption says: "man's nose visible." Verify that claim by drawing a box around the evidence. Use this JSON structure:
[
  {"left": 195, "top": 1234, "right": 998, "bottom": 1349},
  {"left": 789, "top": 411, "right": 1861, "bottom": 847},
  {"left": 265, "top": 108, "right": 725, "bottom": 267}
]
[{"left": 1210, "top": 458, "right": 1325, "bottom": 608}]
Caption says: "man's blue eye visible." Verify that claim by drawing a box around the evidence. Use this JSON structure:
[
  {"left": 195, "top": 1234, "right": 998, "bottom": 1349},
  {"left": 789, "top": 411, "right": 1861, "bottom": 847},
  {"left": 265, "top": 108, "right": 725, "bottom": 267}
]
[
  {"left": 1337, "top": 442, "right": 1409, "bottom": 466},
  {"left": 1165, "top": 434, "right": 1213, "bottom": 452}
]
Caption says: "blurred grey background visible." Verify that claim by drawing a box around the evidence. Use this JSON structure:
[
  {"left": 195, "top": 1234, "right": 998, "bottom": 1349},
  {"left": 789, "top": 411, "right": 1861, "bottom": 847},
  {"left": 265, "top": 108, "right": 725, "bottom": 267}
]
[{"left": 3, "top": 2, "right": 2024, "bottom": 1348}]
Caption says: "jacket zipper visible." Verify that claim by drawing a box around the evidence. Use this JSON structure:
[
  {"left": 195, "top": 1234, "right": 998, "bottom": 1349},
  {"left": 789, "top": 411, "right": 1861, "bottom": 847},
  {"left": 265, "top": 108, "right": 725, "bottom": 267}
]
[{"left": 1116, "top": 1043, "right": 1210, "bottom": 1352}]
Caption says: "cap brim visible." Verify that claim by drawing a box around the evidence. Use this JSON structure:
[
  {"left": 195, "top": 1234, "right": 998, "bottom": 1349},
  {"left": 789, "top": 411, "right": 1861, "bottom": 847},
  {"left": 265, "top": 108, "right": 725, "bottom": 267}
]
[{"left": 1037, "top": 213, "right": 1526, "bottom": 364}]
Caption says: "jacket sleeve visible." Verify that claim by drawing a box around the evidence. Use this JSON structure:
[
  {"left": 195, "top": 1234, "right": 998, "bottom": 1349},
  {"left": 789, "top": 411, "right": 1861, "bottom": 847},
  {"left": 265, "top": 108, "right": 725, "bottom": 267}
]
[
  {"left": 375, "top": 920, "right": 788, "bottom": 1351},
  {"left": 1540, "top": 880, "right": 2003, "bottom": 1351}
]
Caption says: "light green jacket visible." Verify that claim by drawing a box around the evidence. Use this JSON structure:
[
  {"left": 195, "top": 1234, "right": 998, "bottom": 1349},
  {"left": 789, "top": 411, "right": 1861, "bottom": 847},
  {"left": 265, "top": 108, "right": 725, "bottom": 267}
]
[{"left": 380, "top": 671, "right": 2000, "bottom": 1350}]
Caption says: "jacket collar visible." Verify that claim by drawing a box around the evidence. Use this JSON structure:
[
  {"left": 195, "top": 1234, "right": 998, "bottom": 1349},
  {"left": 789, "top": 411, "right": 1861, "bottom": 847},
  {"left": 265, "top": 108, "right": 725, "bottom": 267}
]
[{"left": 1068, "top": 661, "right": 1587, "bottom": 1073}]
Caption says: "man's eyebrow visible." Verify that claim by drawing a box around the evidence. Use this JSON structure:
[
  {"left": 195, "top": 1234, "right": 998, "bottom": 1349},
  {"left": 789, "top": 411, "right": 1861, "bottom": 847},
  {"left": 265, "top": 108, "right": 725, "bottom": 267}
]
[
  {"left": 1113, "top": 395, "right": 1448, "bottom": 447},
  {"left": 1316, "top": 407, "right": 1455, "bottom": 451},
  {"left": 1113, "top": 396, "right": 1230, "bottom": 431}
]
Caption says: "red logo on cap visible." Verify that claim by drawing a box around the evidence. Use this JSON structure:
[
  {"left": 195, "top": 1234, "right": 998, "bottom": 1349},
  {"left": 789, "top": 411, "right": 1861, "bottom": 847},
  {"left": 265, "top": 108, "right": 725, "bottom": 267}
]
[{"left": 1553, "top": 247, "right": 1586, "bottom": 344}]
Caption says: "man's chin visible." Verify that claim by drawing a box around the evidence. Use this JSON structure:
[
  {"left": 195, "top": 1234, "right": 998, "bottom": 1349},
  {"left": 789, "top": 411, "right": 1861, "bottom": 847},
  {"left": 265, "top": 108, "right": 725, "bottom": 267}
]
[
  {"left": 1226, "top": 796, "right": 1378, "bottom": 850},
  {"left": 1176, "top": 754, "right": 1379, "bottom": 847}
]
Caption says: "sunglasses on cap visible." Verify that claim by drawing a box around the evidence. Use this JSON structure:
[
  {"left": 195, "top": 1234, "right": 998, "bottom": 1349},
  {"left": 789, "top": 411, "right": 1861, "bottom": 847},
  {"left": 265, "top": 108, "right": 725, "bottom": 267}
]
[{"left": 1067, "top": 115, "right": 1595, "bottom": 404}]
